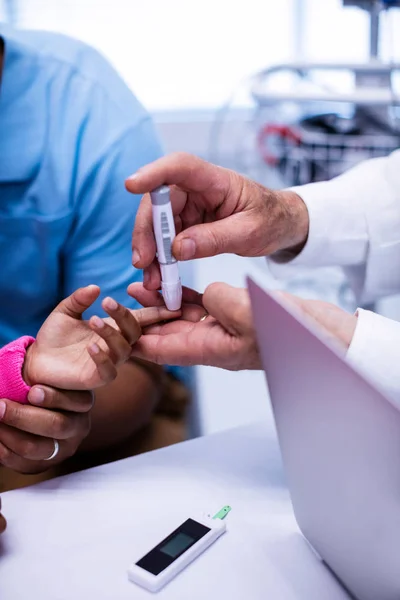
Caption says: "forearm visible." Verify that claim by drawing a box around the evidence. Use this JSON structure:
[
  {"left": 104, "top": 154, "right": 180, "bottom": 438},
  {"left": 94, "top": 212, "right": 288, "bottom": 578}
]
[{"left": 79, "top": 359, "right": 163, "bottom": 453}]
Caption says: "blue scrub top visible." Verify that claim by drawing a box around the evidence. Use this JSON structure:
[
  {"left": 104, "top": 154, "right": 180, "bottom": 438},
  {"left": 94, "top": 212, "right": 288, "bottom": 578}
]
[{"left": 0, "top": 26, "right": 161, "bottom": 344}]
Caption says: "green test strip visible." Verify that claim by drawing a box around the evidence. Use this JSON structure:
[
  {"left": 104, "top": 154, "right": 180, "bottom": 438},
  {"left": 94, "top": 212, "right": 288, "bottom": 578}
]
[{"left": 212, "top": 505, "right": 232, "bottom": 520}]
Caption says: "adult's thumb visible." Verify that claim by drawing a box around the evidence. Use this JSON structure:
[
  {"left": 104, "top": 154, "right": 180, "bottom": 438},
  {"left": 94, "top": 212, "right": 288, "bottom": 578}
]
[
  {"left": 173, "top": 213, "right": 251, "bottom": 261},
  {"left": 202, "top": 282, "right": 252, "bottom": 335}
]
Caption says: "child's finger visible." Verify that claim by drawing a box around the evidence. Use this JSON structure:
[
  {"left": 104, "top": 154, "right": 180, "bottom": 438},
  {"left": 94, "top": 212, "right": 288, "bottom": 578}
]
[
  {"left": 127, "top": 283, "right": 164, "bottom": 307},
  {"left": 87, "top": 343, "right": 118, "bottom": 385},
  {"left": 54, "top": 285, "right": 100, "bottom": 319},
  {"left": 89, "top": 316, "right": 132, "bottom": 366},
  {"left": 102, "top": 298, "right": 142, "bottom": 345},
  {"left": 103, "top": 296, "right": 180, "bottom": 336}
]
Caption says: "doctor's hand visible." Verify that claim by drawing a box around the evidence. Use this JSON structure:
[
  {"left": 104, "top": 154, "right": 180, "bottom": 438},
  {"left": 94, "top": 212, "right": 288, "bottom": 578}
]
[
  {"left": 127, "top": 282, "right": 261, "bottom": 371},
  {"left": 126, "top": 153, "right": 309, "bottom": 290},
  {"left": 128, "top": 282, "right": 358, "bottom": 371}
]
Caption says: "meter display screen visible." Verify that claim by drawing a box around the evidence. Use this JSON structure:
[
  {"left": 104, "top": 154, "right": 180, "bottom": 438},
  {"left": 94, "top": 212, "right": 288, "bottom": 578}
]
[{"left": 136, "top": 519, "right": 210, "bottom": 576}]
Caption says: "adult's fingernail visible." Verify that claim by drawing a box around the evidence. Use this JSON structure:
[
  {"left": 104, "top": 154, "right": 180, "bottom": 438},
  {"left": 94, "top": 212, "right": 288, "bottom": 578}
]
[
  {"left": 29, "top": 387, "right": 45, "bottom": 405},
  {"left": 0, "top": 400, "right": 5, "bottom": 420},
  {"left": 179, "top": 238, "right": 196, "bottom": 260},
  {"left": 132, "top": 249, "right": 141, "bottom": 265},
  {"left": 127, "top": 172, "right": 138, "bottom": 181}
]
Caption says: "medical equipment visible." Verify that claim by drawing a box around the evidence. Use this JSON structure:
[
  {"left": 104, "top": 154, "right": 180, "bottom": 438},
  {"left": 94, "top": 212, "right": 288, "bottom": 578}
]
[
  {"left": 150, "top": 185, "right": 182, "bottom": 311},
  {"left": 251, "top": 0, "right": 400, "bottom": 185},
  {"left": 253, "top": 62, "right": 400, "bottom": 185},
  {"left": 128, "top": 507, "right": 230, "bottom": 592},
  {"left": 210, "top": 0, "right": 400, "bottom": 188}
]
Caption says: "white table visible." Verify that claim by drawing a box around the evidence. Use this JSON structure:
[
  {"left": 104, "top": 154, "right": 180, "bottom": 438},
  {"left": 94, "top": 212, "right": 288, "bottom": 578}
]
[{"left": 0, "top": 423, "right": 350, "bottom": 600}]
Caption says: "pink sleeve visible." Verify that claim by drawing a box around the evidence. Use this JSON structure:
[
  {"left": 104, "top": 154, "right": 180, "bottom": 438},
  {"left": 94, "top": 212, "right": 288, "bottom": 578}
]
[{"left": 0, "top": 336, "right": 36, "bottom": 404}]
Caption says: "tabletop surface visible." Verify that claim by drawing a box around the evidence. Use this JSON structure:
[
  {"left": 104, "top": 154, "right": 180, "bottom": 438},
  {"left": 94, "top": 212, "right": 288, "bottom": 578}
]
[{"left": 0, "top": 422, "right": 350, "bottom": 600}]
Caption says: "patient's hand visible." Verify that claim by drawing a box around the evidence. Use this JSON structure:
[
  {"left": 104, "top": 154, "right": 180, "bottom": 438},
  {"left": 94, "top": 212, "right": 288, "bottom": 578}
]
[
  {"left": 23, "top": 285, "right": 176, "bottom": 390},
  {"left": 128, "top": 282, "right": 260, "bottom": 371}
]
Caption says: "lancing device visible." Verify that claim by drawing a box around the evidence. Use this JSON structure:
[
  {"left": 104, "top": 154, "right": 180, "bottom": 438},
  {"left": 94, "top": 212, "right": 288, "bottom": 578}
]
[{"left": 150, "top": 185, "right": 182, "bottom": 311}]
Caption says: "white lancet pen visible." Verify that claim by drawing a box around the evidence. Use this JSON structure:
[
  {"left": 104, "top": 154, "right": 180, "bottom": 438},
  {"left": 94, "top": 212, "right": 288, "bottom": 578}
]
[{"left": 150, "top": 185, "right": 182, "bottom": 311}]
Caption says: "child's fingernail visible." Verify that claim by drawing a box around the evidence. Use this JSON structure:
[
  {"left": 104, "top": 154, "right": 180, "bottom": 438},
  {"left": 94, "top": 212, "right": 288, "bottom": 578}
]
[
  {"left": 132, "top": 249, "right": 141, "bottom": 265},
  {"left": 104, "top": 297, "right": 118, "bottom": 311},
  {"left": 90, "top": 343, "right": 100, "bottom": 354},
  {"left": 143, "top": 270, "right": 150, "bottom": 285},
  {"left": 92, "top": 316, "right": 104, "bottom": 329},
  {"left": 29, "top": 387, "right": 45, "bottom": 405},
  {"left": 0, "top": 400, "right": 6, "bottom": 420}
]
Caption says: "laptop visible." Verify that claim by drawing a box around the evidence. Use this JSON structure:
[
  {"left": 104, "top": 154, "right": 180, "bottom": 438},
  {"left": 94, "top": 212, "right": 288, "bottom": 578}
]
[{"left": 247, "top": 277, "right": 400, "bottom": 600}]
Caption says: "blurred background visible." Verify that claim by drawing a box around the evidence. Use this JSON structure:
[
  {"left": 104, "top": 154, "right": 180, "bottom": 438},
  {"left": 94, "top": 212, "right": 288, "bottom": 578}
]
[{"left": 2, "top": 0, "right": 400, "bottom": 437}]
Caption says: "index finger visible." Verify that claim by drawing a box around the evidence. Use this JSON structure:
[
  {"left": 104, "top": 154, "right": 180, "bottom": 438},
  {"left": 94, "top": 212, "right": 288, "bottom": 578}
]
[
  {"left": 131, "top": 192, "right": 156, "bottom": 268},
  {"left": 102, "top": 297, "right": 142, "bottom": 345},
  {"left": 125, "top": 152, "right": 228, "bottom": 197}
]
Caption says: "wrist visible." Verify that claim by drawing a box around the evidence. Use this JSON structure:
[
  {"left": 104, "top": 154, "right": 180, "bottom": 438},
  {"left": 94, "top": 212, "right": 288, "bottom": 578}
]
[
  {"left": 275, "top": 190, "right": 309, "bottom": 255},
  {"left": 0, "top": 336, "right": 35, "bottom": 403}
]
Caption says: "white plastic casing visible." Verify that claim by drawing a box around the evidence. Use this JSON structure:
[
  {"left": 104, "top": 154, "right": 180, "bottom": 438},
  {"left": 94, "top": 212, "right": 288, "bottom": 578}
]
[
  {"left": 128, "top": 514, "right": 226, "bottom": 593},
  {"left": 160, "top": 264, "right": 182, "bottom": 312},
  {"left": 150, "top": 186, "right": 182, "bottom": 311}
]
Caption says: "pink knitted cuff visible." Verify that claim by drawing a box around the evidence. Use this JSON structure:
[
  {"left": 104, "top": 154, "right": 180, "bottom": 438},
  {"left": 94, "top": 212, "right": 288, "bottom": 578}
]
[{"left": 0, "top": 336, "right": 36, "bottom": 404}]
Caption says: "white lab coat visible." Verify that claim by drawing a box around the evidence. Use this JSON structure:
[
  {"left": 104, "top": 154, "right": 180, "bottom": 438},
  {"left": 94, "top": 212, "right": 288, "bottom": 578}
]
[{"left": 269, "top": 149, "right": 400, "bottom": 402}]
